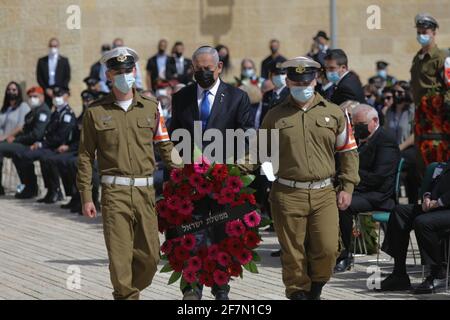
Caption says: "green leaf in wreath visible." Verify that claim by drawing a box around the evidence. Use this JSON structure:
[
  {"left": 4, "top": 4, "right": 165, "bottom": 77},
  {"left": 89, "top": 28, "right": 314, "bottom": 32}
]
[
  {"left": 160, "top": 263, "right": 173, "bottom": 273},
  {"left": 239, "top": 187, "right": 257, "bottom": 194},
  {"left": 252, "top": 251, "right": 261, "bottom": 262},
  {"left": 180, "top": 277, "right": 188, "bottom": 291},
  {"left": 241, "top": 175, "right": 255, "bottom": 187},
  {"left": 246, "top": 261, "right": 259, "bottom": 273},
  {"left": 229, "top": 166, "right": 241, "bottom": 176},
  {"left": 259, "top": 217, "right": 273, "bottom": 228},
  {"left": 168, "top": 271, "right": 182, "bottom": 285}
]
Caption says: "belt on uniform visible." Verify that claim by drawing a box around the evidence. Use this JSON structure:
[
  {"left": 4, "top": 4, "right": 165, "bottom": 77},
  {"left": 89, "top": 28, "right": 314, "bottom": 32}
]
[
  {"left": 101, "top": 175, "right": 153, "bottom": 187},
  {"left": 277, "top": 177, "right": 332, "bottom": 189}
]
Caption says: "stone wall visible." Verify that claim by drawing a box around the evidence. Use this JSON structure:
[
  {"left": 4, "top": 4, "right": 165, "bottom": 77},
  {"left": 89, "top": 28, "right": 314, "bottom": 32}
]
[{"left": 1, "top": 0, "right": 449, "bottom": 114}]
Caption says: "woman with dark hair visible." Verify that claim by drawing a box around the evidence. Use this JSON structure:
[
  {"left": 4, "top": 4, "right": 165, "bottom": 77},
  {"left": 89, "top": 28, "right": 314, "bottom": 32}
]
[
  {"left": 0, "top": 82, "right": 30, "bottom": 141},
  {"left": 384, "top": 81, "right": 418, "bottom": 203},
  {"left": 215, "top": 44, "right": 234, "bottom": 83}
]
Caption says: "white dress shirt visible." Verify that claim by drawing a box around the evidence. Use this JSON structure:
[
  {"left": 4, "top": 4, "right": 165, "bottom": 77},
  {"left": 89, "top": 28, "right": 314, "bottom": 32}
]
[
  {"left": 156, "top": 54, "right": 168, "bottom": 80},
  {"left": 48, "top": 54, "right": 58, "bottom": 86},
  {"left": 196, "top": 78, "right": 221, "bottom": 113},
  {"left": 175, "top": 56, "right": 185, "bottom": 75}
]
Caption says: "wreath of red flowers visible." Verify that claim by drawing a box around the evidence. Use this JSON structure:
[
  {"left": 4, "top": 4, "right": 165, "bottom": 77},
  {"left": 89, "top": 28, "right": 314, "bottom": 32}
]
[{"left": 157, "top": 157, "right": 270, "bottom": 290}]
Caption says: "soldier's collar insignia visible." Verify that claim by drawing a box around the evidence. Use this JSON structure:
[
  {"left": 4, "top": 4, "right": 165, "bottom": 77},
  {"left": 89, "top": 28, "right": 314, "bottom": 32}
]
[
  {"left": 296, "top": 65, "right": 305, "bottom": 74},
  {"left": 117, "top": 54, "right": 127, "bottom": 62}
]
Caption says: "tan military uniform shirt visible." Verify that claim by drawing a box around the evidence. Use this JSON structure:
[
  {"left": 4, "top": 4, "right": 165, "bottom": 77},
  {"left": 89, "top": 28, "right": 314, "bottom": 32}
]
[
  {"left": 261, "top": 93, "right": 360, "bottom": 193},
  {"left": 77, "top": 91, "right": 176, "bottom": 204},
  {"left": 410, "top": 44, "right": 449, "bottom": 105}
]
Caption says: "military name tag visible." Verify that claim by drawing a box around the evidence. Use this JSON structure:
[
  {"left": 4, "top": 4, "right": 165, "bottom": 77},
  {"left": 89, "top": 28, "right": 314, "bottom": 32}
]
[
  {"left": 63, "top": 114, "right": 72, "bottom": 123},
  {"left": 38, "top": 113, "right": 47, "bottom": 122}
]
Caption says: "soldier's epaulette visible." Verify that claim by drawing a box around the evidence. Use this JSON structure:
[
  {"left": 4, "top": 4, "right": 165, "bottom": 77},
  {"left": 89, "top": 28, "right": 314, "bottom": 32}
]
[
  {"left": 87, "top": 95, "right": 110, "bottom": 109},
  {"left": 139, "top": 93, "right": 158, "bottom": 104}
]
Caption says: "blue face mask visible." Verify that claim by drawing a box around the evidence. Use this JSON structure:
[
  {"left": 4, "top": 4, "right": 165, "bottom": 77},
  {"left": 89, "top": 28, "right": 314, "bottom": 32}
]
[
  {"left": 326, "top": 71, "right": 341, "bottom": 84},
  {"left": 417, "top": 34, "right": 431, "bottom": 46},
  {"left": 272, "top": 74, "right": 286, "bottom": 89},
  {"left": 291, "top": 86, "right": 314, "bottom": 103},
  {"left": 242, "top": 68, "right": 255, "bottom": 79},
  {"left": 377, "top": 69, "right": 387, "bottom": 79},
  {"left": 113, "top": 73, "right": 135, "bottom": 94}
]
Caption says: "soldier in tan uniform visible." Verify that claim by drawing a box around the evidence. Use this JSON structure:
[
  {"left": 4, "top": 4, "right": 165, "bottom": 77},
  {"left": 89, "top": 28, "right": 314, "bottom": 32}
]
[
  {"left": 77, "top": 47, "right": 179, "bottom": 300},
  {"left": 260, "top": 56, "right": 359, "bottom": 300}
]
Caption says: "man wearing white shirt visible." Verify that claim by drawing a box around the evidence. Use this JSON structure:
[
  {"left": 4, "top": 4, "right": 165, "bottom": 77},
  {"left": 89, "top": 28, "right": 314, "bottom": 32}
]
[{"left": 166, "top": 41, "right": 194, "bottom": 85}]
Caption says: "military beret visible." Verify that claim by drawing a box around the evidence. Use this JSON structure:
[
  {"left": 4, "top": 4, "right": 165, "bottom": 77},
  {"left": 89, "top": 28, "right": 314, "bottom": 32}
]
[
  {"left": 81, "top": 90, "right": 95, "bottom": 101},
  {"left": 376, "top": 61, "right": 389, "bottom": 69},
  {"left": 52, "top": 86, "right": 70, "bottom": 96},
  {"left": 83, "top": 76, "right": 100, "bottom": 86},
  {"left": 100, "top": 46, "right": 139, "bottom": 71},
  {"left": 268, "top": 61, "right": 287, "bottom": 75},
  {"left": 415, "top": 13, "right": 439, "bottom": 29},
  {"left": 281, "top": 56, "right": 321, "bottom": 82},
  {"left": 313, "top": 30, "right": 329, "bottom": 41},
  {"left": 27, "top": 86, "right": 44, "bottom": 95}
]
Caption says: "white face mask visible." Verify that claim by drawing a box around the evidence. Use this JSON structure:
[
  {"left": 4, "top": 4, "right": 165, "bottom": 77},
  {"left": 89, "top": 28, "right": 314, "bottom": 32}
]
[
  {"left": 53, "top": 96, "right": 65, "bottom": 107},
  {"left": 29, "top": 97, "right": 41, "bottom": 108},
  {"left": 49, "top": 47, "right": 59, "bottom": 56}
]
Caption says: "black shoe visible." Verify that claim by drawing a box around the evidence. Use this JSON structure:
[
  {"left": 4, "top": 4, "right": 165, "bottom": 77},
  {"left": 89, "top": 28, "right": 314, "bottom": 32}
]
[
  {"left": 375, "top": 273, "right": 411, "bottom": 292},
  {"left": 308, "top": 282, "right": 326, "bottom": 300},
  {"left": 270, "top": 249, "right": 281, "bottom": 257},
  {"left": 15, "top": 186, "right": 38, "bottom": 199},
  {"left": 60, "top": 197, "right": 77, "bottom": 209},
  {"left": 214, "top": 290, "right": 229, "bottom": 300},
  {"left": 0, "top": 186, "right": 5, "bottom": 196},
  {"left": 413, "top": 275, "right": 447, "bottom": 294},
  {"left": 37, "top": 190, "right": 51, "bottom": 203},
  {"left": 70, "top": 204, "right": 82, "bottom": 214},
  {"left": 44, "top": 189, "right": 64, "bottom": 204},
  {"left": 288, "top": 290, "right": 309, "bottom": 300},
  {"left": 334, "top": 257, "right": 353, "bottom": 273}
]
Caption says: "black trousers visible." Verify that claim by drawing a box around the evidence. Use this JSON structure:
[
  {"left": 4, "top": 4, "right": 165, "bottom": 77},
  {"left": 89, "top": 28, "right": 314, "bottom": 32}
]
[
  {"left": 13, "top": 148, "right": 61, "bottom": 191},
  {"left": 339, "top": 193, "right": 375, "bottom": 257},
  {"left": 0, "top": 142, "right": 29, "bottom": 186},
  {"left": 47, "top": 151, "right": 100, "bottom": 202},
  {"left": 401, "top": 146, "right": 421, "bottom": 204},
  {"left": 382, "top": 204, "right": 450, "bottom": 267}
]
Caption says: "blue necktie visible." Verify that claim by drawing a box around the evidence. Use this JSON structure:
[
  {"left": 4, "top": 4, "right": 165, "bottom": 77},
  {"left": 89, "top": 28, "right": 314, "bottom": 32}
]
[{"left": 200, "top": 90, "right": 211, "bottom": 131}]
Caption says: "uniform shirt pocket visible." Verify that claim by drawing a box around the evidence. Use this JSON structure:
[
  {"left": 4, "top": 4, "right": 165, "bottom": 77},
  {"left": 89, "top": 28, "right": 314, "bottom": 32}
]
[
  {"left": 94, "top": 120, "right": 118, "bottom": 147},
  {"left": 136, "top": 117, "right": 155, "bottom": 144},
  {"left": 274, "top": 118, "right": 299, "bottom": 144},
  {"left": 316, "top": 117, "right": 338, "bottom": 133}
]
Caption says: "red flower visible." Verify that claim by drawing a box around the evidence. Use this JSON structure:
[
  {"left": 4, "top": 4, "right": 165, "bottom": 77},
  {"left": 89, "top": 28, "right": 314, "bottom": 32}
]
[
  {"left": 225, "top": 220, "right": 246, "bottom": 237},
  {"left": 158, "top": 216, "right": 169, "bottom": 233},
  {"left": 213, "top": 270, "right": 230, "bottom": 286},
  {"left": 228, "top": 263, "right": 242, "bottom": 277},
  {"left": 187, "top": 256, "right": 202, "bottom": 271},
  {"left": 182, "top": 268, "right": 197, "bottom": 283},
  {"left": 217, "top": 187, "right": 236, "bottom": 205},
  {"left": 431, "top": 95, "right": 443, "bottom": 108},
  {"left": 174, "top": 246, "right": 190, "bottom": 261},
  {"left": 167, "top": 195, "right": 182, "bottom": 211},
  {"left": 207, "top": 244, "right": 220, "bottom": 260},
  {"left": 183, "top": 164, "right": 195, "bottom": 176},
  {"left": 189, "top": 173, "right": 205, "bottom": 188},
  {"left": 170, "top": 168, "right": 183, "bottom": 184},
  {"left": 169, "top": 257, "right": 183, "bottom": 272},
  {"left": 199, "top": 272, "right": 214, "bottom": 287},
  {"left": 178, "top": 199, "right": 194, "bottom": 216},
  {"left": 243, "top": 211, "right": 261, "bottom": 228},
  {"left": 163, "top": 184, "right": 174, "bottom": 198},
  {"left": 243, "top": 230, "right": 260, "bottom": 249},
  {"left": 226, "top": 176, "right": 244, "bottom": 193},
  {"left": 166, "top": 210, "right": 179, "bottom": 225},
  {"left": 236, "top": 249, "right": 253, "bottom": 265},
  {"left": 161, "top": 240, "right": 173, "bottom": 254},
  {"left": 193, "top": 156, "right": 211, "bottom": 174},
  {"left": 178, "top": 183, "right": 193, "bottom": 198},
  {"left": 203, "top": 257, "right": 217, "bottom": 272},
  {"left": 197, "top": 180, "right": 212, "bottom": 194},
  {"left": 217, "top": 251, "right": 231, "bottom": 267},
  {"left": 181, "top": 234, "right": 196, "bottom": 251},
  {"left": 211, "top": 164, "right": 228, "bottom": 181},
  {"left": 227, "top": 237, "right": 244, "bottom": 256},
  {"left": 197, "top": 246, "right": 208, "bottom": 259},
  {"left": 156, "top": 200, "right": 171, "bottom": 218}
]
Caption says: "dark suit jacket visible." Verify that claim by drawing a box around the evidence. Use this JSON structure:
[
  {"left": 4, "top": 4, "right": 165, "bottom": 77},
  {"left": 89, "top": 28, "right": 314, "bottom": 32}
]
[
  {"left": 356, "top": 127, "right": 400, "bottom": 210},
  {"left": 169, "top": 80, "right": 253, "bottom": 161},
  {"left": 429, "top": 161, "right": 450, "bottom": 208},
  {"left": 260, "top": 86, "right": 290, "bottom": 127},
  {"left": 146, "top": 54, "right": 169, "bottom": 90},
  {"left": 260, "top": 54, "right": 287, "bottom": 79},
  {"left": 330, "top": 71, "right": 365, "bottom": 105},
  {"left": 166, "top": 57, "right": 193, "bottom": 84},
  {"left": 36, "top": 55, "right": 71, "bottom": 89}
]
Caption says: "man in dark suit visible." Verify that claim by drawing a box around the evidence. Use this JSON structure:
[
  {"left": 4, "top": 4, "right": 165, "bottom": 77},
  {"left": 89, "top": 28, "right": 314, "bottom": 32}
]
[
  {"left": 307, "top": 30, "right": 331, "bottom": 67},
  {"left": 146, "top": 39, "right": 169, "bottom": 91},
  {"left": 260, "top": 39, "right": 287, "bottom": 80},
  {"left": 324, "top": 49, "right": 365, "bottom": 105},
  {"left": 378, "top": 161, "right": 450, "bottom": 293},
  {"left": 335, "top": 104, "right": 400, "bottom": 272},
  {"left": 166, "top": 41, "right": 193, "bottom": 85},
  {"left": 169, "top": 46, "right": 252, "bottom": 300},
  {"left": 36, "top": 38, "right": 71, "bottom": 106},
  {"left": 89, "top": 44, "right": 111, "bottom": 81}
]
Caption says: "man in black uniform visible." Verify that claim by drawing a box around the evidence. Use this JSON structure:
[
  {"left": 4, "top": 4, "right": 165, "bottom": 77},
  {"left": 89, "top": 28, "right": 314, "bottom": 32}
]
[
  {"left": 50, "top": 90, "right": 100, "bottom": 214},
  {"left": 0, "top": 86, "right": 51, "bottom": 195},
  {"left": 14, "top": 86, "right": 76, "bottom": 202}
]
